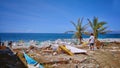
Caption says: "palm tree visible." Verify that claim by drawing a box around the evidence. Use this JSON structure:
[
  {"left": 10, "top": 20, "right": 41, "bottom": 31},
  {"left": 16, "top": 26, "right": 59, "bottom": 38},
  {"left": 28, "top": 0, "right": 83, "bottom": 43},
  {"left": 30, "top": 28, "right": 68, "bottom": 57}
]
[
  {"left": 87, "top": 17, "right": 110, "bottom": 39},
  {"left": 65, "top": 18, "right": 88, "bottom": 44}
]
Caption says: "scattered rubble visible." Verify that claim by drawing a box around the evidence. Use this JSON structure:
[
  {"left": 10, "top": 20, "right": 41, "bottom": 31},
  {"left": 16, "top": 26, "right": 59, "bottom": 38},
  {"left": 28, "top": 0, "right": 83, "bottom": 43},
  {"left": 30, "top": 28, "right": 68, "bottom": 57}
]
[{"left": 1, "top": 41, "right": 120, "bottom": 68}]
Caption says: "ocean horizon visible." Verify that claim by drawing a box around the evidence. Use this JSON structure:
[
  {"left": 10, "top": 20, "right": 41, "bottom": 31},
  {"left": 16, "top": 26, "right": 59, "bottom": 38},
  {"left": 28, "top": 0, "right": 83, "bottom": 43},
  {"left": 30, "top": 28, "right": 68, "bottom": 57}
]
[{"left": 0, "top": 33, "right": 120, "bottom": 42}]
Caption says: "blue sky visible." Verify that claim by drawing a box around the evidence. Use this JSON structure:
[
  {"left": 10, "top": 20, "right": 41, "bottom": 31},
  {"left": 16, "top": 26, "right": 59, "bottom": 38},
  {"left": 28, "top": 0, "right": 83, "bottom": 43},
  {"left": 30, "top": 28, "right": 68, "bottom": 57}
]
[{"left": 0, "top": 0, "right": 120, "bottom": 33}]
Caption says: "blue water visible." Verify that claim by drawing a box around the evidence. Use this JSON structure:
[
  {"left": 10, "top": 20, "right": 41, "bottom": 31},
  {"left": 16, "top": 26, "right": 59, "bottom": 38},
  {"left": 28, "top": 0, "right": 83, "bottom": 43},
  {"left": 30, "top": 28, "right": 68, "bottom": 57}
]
[{"left": 0, "top": 33, "right": 120, "bottom": 42}]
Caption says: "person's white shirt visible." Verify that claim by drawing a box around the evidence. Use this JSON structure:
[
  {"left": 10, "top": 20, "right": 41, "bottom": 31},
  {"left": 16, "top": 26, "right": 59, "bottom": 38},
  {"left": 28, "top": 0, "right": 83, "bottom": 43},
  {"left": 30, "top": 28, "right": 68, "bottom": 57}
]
[{"left": 89, "top": 35, "right": 95, "bottom": 43}]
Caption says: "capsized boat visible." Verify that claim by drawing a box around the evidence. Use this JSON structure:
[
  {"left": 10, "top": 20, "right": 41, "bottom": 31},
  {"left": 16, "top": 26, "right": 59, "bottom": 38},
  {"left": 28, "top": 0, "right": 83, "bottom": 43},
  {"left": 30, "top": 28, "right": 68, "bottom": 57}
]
[{"left": 23, "top": 52, "right": 44, "bottom": 68}]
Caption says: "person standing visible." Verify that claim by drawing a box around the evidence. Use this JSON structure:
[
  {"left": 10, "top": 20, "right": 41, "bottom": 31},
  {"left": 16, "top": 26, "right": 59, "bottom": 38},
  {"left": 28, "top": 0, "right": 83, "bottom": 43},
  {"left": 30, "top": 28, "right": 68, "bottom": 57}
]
[{"left": 89, "top": 33, "right": 95, "bottom": 50}]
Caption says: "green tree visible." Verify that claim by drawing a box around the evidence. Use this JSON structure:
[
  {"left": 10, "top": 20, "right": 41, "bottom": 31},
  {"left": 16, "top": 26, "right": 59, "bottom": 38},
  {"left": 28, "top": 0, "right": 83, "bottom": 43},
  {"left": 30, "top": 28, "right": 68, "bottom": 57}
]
[
  {"left": 87, "top": 17, "right": 110, "bottom": 39},
  {"left": 65, "top": 18, "right": 88, "bottom": 44}
]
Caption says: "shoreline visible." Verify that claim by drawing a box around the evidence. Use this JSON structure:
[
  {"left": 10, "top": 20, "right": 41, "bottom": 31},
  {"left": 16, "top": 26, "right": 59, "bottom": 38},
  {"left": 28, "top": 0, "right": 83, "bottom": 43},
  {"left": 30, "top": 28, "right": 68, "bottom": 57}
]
[
  {"left": 1, "top": 38, "right": 120, "bottom": 42},
  {"left": 0, "top": 33, "right": 120, "bottom": 42},
  {"left": 1, "top": 38, "right": 119, "bottom": 49},
  {"left": 2, "top": 38, "right": 120, "bottom": 45}
]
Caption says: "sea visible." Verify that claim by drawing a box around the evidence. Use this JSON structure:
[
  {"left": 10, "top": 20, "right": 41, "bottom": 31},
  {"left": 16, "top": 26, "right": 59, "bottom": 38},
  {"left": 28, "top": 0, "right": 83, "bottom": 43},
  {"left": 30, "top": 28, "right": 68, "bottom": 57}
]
[{"left": 0, "top": 33, "right": 120, "bottom": 42}]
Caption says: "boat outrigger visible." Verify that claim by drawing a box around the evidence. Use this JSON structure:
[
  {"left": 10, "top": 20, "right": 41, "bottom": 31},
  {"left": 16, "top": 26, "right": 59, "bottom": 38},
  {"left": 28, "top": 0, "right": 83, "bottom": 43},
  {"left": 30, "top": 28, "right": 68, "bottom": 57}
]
[{"left": 23, "top": 52, "right": 44, "bottom": 68}]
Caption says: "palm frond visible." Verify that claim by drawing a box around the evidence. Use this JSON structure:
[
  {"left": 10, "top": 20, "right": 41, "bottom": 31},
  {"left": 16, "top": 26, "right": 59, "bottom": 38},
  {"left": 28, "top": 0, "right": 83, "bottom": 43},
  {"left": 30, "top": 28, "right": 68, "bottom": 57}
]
[
  {"left": 93, "top": 17, "right": 98, "bottom": 27},
  {"left": 83, "top": 31, "right": 91, "bottom": 36},
  {"left": 100, "top": 30, "right": 112, "bottom": 34},
  {"left": 66, "top": 17, "right": 87, "bottom": 43},
  {"left": 87, "top": 19, "right": 94, "bottom": 29},
  {"left": 97, "top": 22, "right": 107, "bottom": 29},
  {"left": 88, "top": 17, "right": 109, "bottom": 39},
  {"left": 100, "top": 31, "right": 108, "bottom": 34},
  {"left": 80, "top": 17, "right": 84, "bottom": 24},
  {"left": 72, "top": 34, "right": 77, "bottom": 38},
  {"left": 98, "top": 26, "right": 108, "bottom": 32},
  {"left": 77, "top": 18, "right": 80, "bottom": 26},
  {"left": 78, "top": 17, "right": 83, "bottom": 27},
  {"left": 70, "top": 21, "right": 77, "bottom": 28},
  {"left": 99, "top": 22, "right": 107, "bottom": 25},
  {"left": 81, "top": 23, "right": 89, "bottom": 31}
]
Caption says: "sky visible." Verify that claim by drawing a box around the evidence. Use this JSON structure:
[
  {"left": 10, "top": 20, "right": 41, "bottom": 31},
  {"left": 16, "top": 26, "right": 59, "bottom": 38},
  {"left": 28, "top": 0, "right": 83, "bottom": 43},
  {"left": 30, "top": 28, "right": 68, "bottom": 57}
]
[{"left": 0, "top": 0, "right": 120, "bottom": 33}]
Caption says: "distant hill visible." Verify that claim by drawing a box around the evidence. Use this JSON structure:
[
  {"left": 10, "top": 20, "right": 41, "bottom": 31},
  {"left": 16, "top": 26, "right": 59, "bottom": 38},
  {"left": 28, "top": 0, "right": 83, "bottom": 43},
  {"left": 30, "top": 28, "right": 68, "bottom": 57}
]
[{"left": 65, "top": 30, "right": 120, "bottom": 34}]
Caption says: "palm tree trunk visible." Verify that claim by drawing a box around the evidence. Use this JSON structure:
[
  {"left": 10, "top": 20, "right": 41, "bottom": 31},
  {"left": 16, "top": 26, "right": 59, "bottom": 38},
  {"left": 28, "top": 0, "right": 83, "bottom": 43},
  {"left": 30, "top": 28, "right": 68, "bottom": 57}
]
[{"left": 78, "top": 37, "right": 82, "bottom": 44}]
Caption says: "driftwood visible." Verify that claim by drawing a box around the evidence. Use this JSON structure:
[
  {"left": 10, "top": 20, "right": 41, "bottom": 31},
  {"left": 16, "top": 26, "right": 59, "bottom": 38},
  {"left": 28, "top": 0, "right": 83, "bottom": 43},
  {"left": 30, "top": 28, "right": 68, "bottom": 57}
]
[
  {"left": 41, "top": 50, "right": 54, "bottom": 53},
  {"left": 41, "top": 59, "right": 69, "bottom": 64}
]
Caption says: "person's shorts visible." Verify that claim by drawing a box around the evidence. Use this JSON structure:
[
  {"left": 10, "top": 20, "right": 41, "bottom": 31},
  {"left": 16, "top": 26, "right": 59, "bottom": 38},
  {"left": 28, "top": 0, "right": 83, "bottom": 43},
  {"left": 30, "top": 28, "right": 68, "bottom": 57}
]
[{"left": 90, "top": 43, "right": 94, "bottom": 46}]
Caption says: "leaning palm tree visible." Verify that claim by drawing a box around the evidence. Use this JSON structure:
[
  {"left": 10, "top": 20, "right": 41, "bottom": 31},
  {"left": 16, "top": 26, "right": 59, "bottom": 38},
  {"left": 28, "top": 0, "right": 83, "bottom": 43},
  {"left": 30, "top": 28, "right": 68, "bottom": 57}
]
[
  {"left": 87, "top": 17, "right": 110, "bottom": 39},
  {"left": 65, "top": 18, "right": 88, "bottom": 44}
]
